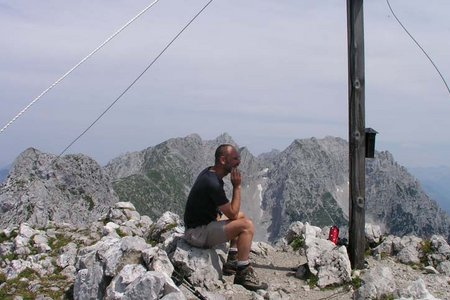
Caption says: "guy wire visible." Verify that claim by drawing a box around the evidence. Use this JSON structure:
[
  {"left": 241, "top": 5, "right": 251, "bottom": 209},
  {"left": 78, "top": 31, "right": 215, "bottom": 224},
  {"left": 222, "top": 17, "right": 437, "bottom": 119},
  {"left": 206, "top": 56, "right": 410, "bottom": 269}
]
[
  {"left": 386, "top": 0, "right": 450, "bottom": 96},
  {"left": 0, "top": 0, "right": 161, "bottom": 135},
  {"left": 56, "top": 0, "right": 215, "bottom": 159}
]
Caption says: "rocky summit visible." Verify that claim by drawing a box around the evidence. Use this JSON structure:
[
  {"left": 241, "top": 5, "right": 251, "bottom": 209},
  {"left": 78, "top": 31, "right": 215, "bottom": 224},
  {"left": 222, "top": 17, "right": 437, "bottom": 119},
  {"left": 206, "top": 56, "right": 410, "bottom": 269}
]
[
  {"left": 0, "top": 148, "right": 118, "bottom": 228},
  {"left": 0, "top": 203, "right": 449, "bottom": 299}
]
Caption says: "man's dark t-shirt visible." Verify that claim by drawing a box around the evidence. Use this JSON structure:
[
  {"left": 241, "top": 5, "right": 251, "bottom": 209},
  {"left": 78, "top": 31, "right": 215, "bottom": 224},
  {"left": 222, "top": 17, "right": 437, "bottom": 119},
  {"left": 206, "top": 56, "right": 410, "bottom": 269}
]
[{"left": 184, "top": 167, "right": 229, "bottom": 229}]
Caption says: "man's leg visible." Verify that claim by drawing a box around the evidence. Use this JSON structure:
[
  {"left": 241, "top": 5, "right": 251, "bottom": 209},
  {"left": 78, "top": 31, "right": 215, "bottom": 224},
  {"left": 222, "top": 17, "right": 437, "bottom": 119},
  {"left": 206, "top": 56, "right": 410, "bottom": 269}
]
[
  {"left": 222, "top": 215, "right": 251, "bottom": 275},
  {"left": 223, "top": 217, "right": 267, "bottom": 291},
  {"left": 226, "top": 212, "right": 245, "bottom": 262},
  {"left": 223, "top": 217, "right": 254, "bottom": 261}
]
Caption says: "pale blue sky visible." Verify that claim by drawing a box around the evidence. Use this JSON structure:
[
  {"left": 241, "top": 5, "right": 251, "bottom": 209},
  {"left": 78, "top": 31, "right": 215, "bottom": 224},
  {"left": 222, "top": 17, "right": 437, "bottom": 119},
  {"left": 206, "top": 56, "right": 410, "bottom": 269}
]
[{"left": 0, "top": 0, "right": 449, "bottom": 168}]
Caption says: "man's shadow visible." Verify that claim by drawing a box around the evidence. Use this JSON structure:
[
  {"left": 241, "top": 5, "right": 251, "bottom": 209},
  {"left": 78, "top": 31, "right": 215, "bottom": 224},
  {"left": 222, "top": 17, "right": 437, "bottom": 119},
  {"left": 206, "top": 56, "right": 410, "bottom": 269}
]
[{"left": 251, "top": 262, "right": 297, "bottom": 272}]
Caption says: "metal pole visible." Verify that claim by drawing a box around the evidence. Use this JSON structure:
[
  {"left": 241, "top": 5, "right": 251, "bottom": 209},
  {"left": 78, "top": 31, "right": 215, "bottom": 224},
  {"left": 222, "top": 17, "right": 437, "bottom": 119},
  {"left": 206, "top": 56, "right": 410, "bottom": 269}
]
[{"left": 347, "top": 0, "right": 366, "bottom": 269}]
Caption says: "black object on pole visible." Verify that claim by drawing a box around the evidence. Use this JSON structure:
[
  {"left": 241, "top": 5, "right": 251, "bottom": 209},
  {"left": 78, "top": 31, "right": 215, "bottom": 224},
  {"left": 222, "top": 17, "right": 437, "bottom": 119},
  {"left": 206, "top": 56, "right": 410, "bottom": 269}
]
[
  {"left": 347, "top": 0, "right": 366, "bottom": 269},
  {"left": 365, "top": 128, "right": 378, "bottom": 158}
]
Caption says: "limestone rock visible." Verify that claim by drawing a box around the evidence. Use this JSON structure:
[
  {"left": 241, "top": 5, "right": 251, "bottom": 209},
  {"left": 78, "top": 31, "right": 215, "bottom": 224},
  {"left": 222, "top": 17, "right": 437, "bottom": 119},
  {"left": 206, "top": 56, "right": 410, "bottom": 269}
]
[
  {"left": 0, "top": 148, "right": 118, "bottom": 228},
  {"left": 103, "top": 222, "right": 120, "bottom": 237},
  {"left": 355, "top": 266, "right": 396, "bottom": 300},
  {"left": 437, "top": 261, "right": 450, "bottom": 275},
  {"left": 74, "top": 235, "right": 153, "bottom": 299},
  {"left": 304, "top": 231, "right": 351, "bottom": 288},
  {"left": 395, "top": 278, "right": 439, "bottom": 300},
  {"left": 149, "top": 211, "right": 183, "bottom": 243},
  {"left": 251, "top": 242, "right": 275, "bottom": 257},
  {"left": 106, "top": 268, "right": 185, "bottom": 300},
  {"left": 365, "top": 223, "right": 383, "bottom": 245},
  {"left": 424, "top": 265, "right": 439, "bottom": 275},
  {"left": 104, "top": 264, "right": 147, "bottom": 299},
  {"left": 397, "top": 246, "right": 421, "bottom": 265},
  {"left": 373, "top": 235, "right": 398, "bottom": 257},
  {"left": 169, "top": 239, "right": 226, "bottom": 289},
  {"left": 56, "top": 242, "right": 78, "bottom": 269},
  {"left": 284, "top": 221, "right": 305, "bottom": 244},
  {"left": 429, "top": 235, "right": 450, "bottom": 265},
  {"left": 143, "top": 246, "right": 174, "bottom": 276}
]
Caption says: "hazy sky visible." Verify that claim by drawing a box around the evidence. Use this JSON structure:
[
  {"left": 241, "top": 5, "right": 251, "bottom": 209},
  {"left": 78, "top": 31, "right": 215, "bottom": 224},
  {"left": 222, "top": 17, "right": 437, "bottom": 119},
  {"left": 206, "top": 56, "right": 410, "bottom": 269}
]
[{"left": 1, "top": 0, "right": 449, "bottom": 168}]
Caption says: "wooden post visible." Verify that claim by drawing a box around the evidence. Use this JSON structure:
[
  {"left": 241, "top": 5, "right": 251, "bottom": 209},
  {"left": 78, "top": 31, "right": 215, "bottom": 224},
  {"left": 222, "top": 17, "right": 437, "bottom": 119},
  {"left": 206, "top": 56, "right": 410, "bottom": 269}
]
[{"left": 347, "top": 0, "right": 366, "bottom": 269}]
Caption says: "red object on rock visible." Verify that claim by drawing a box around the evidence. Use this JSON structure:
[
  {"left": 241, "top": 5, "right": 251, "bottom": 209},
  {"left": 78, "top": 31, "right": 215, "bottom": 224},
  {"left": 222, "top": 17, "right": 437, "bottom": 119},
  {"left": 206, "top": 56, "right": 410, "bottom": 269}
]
[{"left": 328, "top": 225, "right": 339, "bottom": 244}]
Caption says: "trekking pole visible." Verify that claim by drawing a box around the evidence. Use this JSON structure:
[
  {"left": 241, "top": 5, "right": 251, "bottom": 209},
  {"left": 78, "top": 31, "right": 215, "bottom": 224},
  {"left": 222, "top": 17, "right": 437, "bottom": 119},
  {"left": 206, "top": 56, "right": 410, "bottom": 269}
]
[{"left": 171, "top": 270, "right": 208, "bottom": 300}]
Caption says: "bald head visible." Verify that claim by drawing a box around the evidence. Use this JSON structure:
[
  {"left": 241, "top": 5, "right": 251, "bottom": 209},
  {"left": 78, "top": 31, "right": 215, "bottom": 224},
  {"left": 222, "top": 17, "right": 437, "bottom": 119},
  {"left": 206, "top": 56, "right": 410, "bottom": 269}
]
[{"left": 214, "top": 144, "right": 234, "bottom": 164}]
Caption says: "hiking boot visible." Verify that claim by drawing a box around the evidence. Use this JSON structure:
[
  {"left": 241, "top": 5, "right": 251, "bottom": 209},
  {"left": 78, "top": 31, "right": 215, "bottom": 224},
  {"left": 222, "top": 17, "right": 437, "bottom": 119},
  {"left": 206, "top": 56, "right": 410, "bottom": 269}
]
[
  {"left": 222, "top": 260, "right": 237, "bottom": 275},
  {"left": 233, "top": 264, "right": 268, "bottom": 291},
  {"left": 222, "top": 252, "right": 237, "bottom": 275}
]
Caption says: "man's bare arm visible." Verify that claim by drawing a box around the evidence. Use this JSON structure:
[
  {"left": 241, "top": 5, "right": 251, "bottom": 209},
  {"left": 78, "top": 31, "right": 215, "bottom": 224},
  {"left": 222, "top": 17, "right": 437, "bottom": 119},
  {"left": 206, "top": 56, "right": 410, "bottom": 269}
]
[{"left": 219, "top": 168, "right": 241, "bottom": 220}]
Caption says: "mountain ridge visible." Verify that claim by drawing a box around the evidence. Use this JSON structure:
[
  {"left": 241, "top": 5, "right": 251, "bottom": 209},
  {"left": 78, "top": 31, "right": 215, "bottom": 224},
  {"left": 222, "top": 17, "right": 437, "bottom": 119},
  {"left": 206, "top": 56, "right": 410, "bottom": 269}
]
[
  {"left": 1, "top": 134, "right": 449, "bottom": 243},
  {"left": 103, "top": 134, "right": 450, "bottom": 242}
]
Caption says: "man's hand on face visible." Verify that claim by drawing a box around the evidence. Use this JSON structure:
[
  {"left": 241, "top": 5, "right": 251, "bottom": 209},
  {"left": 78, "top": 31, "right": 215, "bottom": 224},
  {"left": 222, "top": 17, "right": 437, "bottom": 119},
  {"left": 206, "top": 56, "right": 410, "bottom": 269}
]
[{"left": 230, "top": 167, "right": 241, "bottom": 188}]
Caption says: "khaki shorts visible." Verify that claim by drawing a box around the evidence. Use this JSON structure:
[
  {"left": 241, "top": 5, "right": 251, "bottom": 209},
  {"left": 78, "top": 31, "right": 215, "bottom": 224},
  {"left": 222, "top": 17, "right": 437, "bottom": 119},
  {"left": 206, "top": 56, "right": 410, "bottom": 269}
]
[{"left": 184, "top": 220, "right": 229, "bottom": 248}]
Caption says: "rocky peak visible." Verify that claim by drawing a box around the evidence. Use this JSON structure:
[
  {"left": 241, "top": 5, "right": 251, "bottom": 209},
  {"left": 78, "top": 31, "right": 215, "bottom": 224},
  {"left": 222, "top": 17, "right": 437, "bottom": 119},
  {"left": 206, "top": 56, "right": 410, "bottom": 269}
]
[
  {"left": 7, "top": 148, "right": 54, "bottom": 183},
  {"left": 106, "top": 134, "right": 246, "bottom": 221},
  {"left": 0, "top": 148, "right": 118, "bottom": 229},
  {"left": 213, "top": 132, "right": 235, "bottom": 145},
  {"left": 366, "top": 151, "right": 450, "bottom": 241},
  {"left": 104, "top": 150, "right": 146, "bottom": 180},
  {"left": 257, "top": 149, "right": 281, "bottom": 165},
  {"left": 262, "top": 137, "right": 350, "bottom": 240}
]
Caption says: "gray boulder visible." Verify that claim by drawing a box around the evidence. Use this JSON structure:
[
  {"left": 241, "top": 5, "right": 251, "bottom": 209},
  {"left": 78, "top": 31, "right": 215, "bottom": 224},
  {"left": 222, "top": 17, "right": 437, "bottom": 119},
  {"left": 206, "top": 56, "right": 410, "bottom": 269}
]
[
  {"left": 373, "top": 235, "right": 398, "bottom": 257},
  {"left": 169, "top": 239, "right": 227, "bottom": 289},
  {"left": 74, "top": 236, "right": 152, "bottom": 299},
  {"left": 395, "top": 278, "right": 439, "bottom": 300},
  {"left": 106, "top": 202, "right": 140, "bottom": 224},
  {"left": 355, "top": 266, "right": 396, "bottom": 300},
  {"left": 285, "top": 221, "right": 305, "bottom": 244},
  {"left": 397, "top": 245, "right": 421, "bottom": 265},
  {"left": 105, "top": 264, "right": 148, "bottom": 299},
  {"left": 365, "top": 223, "right": 382, "bottom": 245},
  {"left": 149, "top": 211, "right": 182, "bottom": 243},
  {"left": 104, "top": 264, "right": 184, "bottom": 300},
  {"left": 373, "top": 235, "right": 423, "bottom": 265},
  {"left": 429, "top": 235, "right": 450, "bottom": 266},
  {"left": 72, "top": 232, "right": 184, "bottom": 300},
  {"left": 303, "top": 224, "right": 351, "bottom": 288},
  {"left": 143, "top": 246, "right": 174, "bottom": 276},
  {"left": 437, "top": 261, "right": 450, "bottom": 276},
  {"left": 56, "top": 242, "right": 78, "bottom": 269}
]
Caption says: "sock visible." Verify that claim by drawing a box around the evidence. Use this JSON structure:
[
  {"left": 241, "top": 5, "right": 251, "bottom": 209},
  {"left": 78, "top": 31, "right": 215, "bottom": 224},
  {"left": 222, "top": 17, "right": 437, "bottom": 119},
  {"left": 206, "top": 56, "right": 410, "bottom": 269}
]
[
  {"left": 229, "top": 248, "right": 238, "bottom": 253},
  {"left": 236, "top": 260, "right": 250, "bottom": 269}
]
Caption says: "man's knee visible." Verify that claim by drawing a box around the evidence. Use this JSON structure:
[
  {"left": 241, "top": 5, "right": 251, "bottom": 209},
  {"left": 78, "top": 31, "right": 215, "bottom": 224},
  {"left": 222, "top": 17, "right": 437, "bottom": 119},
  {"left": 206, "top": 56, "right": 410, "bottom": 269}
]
[
  {"left": 241, "top": 217, "right": 254, "bottom": 234},
  {"left": 225, "top": 217, "right": 254, "bottom": 239}
]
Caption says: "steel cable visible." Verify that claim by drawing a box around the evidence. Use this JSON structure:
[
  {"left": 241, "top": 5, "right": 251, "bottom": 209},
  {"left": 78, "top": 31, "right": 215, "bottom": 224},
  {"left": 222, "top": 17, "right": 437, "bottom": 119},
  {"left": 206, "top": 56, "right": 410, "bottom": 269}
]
[{"left": 0, "top": 0, "right": 161, "bottom": 135}]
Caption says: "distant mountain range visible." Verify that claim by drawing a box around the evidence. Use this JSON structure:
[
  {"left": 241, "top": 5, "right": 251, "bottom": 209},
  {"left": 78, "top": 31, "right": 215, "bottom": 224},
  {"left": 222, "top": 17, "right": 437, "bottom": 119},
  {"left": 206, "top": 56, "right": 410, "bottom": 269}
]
[
  {"left": 409, "top": 166, "right": 450, "bottom": 215},
  {"left": 105, "top": 134, "right": 450, "bottom": 242},
  {"left": 1, "top": 134, "right": 449, "bottom": 242}
]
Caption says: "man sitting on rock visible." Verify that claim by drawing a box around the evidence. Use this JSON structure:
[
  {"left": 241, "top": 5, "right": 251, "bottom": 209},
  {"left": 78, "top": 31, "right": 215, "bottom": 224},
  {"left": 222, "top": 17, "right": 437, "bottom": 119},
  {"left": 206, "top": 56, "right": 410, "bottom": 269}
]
[{"left": 184, "top": 144, "right": 268, "bottom": 291}]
